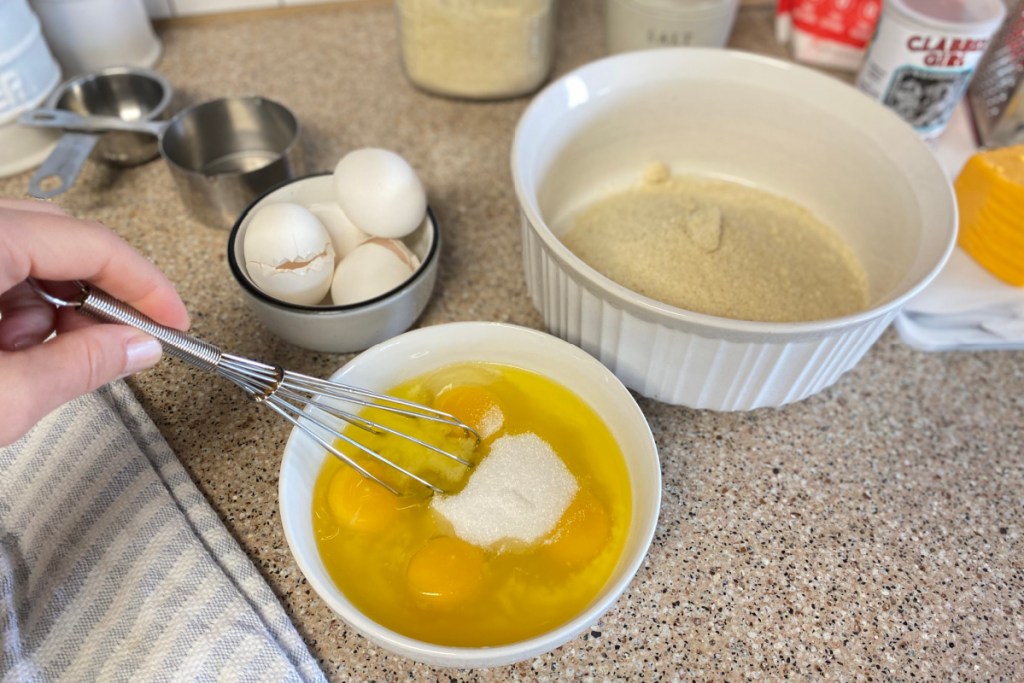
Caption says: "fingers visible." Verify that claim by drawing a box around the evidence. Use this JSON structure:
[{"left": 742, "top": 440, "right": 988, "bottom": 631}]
[
  {"left": 0, "top": 201, "right": 190, "bottom": 331},
  {"left": 0, "top": 200, "right": 186, "bottom": 446},
  {"left": 0, "top": 324, "right": 163, "bottom": 447},
  {"left": 0, "top": 198, "right": 68, "bottom": 217},
  {"left": 0, "top": 281, "right": 57, "bottom": 350}
]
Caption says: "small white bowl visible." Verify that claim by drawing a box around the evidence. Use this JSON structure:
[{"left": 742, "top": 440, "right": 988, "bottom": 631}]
[
  {"left": 511, "top": 48, "right": 957, "bottom": 410},
  {"left": 228, "top": 173, "right": 439, "bottom": 353},
  {"left": 278, "top": 322, "right": 661, "bottom": 667}
]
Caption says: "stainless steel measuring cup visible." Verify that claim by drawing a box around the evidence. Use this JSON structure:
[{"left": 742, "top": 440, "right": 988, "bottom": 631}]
[
  {"left": 28, "top": 66, "right": 173, "bottom": 199},
  {"left": 21, "top": 95, "right": 303, "bottom": 229}
]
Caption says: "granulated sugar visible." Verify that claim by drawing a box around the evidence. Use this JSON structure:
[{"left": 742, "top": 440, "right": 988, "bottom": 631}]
[
  {"left": 477, "top": 404, "right": 503, "bottom": 440},
  {"left": 561, "top": 166, "right": 870, "bottom": 323},
  {"left": 431, "top": 432, "right": 578, "bottom": 547}
]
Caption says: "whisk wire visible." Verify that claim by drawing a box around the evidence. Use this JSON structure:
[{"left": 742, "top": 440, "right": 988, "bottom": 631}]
[
  {"left": 258, "top": 397, "right": 400, "bottom": 494},
  {"left": 217, "top": 355, "right": 465, "bottom": 493},
  {"left": 218, "top": 354, "right": 281, "bottom": 395},
  {"left": 281, "top": 372, "right": 480, "bottom": 433},
  {"left": 295, "top": 391, "right": 475, "bottom": 466},
  {"left": 27, "top": 279, "right": 478, "bottom": 494},
  {"left": 264, "top": 389, "right": 449, "bottom": 493}
]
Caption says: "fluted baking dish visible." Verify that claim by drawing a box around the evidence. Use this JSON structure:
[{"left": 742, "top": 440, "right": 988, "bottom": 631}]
[{"left": 511, "top": 48, "right": 957, "bottom": 410}]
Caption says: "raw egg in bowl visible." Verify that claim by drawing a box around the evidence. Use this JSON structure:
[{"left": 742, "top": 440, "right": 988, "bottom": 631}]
[
  {"left": 228, "top": 167, "right": 439, "bottom": 353},
  {"left": 278, "top": 322, "right": 661, "bottom": 667}
]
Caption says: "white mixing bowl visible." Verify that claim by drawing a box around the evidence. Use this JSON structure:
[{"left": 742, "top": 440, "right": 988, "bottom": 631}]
[
  {"left": 278, "top": 322, "right": 661, "bottom": 667},
  {"left": 512, "top": 48, "right": 957, "bottom": 410}
]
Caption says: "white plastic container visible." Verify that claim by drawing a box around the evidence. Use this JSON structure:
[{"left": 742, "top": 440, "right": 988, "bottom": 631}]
[
  {"left": 855, "top": 0, "right": 1006, "bottom": 138},
  {"left": 0, "top": 116, "right": 61, "bottom": 177},
  {"left": 0, "top": 0, "right": 60, "bottom": 121},
  {"left": 0, "top": 0, "right": 61, "bottom": 177},
  {"left": 29, "top": 0, "right": 161, "bottom": 77},
  {"left": 605, "top": 0, "right": 740, "bottom": 53}
]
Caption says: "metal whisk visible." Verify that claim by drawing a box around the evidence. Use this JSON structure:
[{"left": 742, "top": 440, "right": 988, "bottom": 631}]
[{"left": 29, "top": 279, "right": 478, "bottom": 494}]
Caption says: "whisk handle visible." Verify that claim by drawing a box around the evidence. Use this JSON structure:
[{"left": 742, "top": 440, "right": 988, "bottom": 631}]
[{"left": 79, "top": 287, "right": 223, "bottom": 372}]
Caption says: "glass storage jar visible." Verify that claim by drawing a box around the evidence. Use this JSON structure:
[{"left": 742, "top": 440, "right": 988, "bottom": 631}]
[{"left": 395, "top": 0, "right": 558, "bottom": 99}]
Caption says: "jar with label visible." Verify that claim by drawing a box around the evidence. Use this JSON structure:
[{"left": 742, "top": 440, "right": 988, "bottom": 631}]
[
  {"left": 395, "top": 0, "right": 558, "bottom": 100},
  {"left": 605, "top": 0, "right": 740, "bottom": 54},
  {"left": 855, "top": 0, "right": 1006, "bottom": 139}
]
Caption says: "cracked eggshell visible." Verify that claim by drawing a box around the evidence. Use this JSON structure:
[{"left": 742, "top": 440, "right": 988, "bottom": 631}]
[
  {"left": 333, "top": 148, "right": 427, "bottom": 239},
  {"left": 308, "top": 201, "right": 369, "bottom": 261},
  {"left": 330, "top": 237, "right": 420, "bottom": 306},
  {"left": 243, "top": 202, "right": 336, "bottom": 306}
]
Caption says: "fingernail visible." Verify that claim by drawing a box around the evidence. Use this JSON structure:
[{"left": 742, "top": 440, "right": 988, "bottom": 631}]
[
  {"left": 124, "top": 335, "right": 163, "bottom": 375},
  {"left": 11, "top": 335, "right": 34, "bottom": 351}
]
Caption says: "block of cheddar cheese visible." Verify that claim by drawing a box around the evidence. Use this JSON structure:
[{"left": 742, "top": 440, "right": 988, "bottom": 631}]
[{"left": 955, "top": 145, "right": 1024, "bottom": 286}]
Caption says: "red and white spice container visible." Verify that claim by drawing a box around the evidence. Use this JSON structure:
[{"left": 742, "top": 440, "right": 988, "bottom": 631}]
[
  {"left": 855, "top": 0, "right": 1006, "bottom": 139},
  {"left": 775, "top": 0, "right": 881, "bottom": 72}
]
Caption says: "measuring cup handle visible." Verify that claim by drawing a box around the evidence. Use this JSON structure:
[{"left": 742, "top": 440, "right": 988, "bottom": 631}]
[
  {"left": 18, "top": 109, "right": 167, "bottom": 137},
  {"left": 28, "top": 132, "right": 99, "bottom": 199}
]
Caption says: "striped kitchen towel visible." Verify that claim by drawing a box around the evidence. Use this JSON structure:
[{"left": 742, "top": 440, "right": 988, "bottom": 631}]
[{"left": 0, "top": 380, "right": 327, "bottom": 683}]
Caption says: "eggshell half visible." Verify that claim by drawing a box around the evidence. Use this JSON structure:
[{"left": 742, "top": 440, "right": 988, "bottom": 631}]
[
  {"left": 308, "top": 201, "right": 369, "bottom": 261},
  {"left": 330, "top": 238, "right": 420, "bottom": 306},
  {"left": 333, "top": 148, "right": 427, "bottom": 239},
  {"left": 244, "top": 202, "right": 336, "bottom": 306}
]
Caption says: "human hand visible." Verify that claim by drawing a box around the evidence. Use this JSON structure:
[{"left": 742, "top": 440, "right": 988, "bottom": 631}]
[{"left": 0, "top": 199, "right": 190, "bottom": 446}]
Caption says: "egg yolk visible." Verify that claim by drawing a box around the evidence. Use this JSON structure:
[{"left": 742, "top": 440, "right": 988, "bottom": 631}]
[
  {"left": 433, "top": 385, "right": 502, "bottom": 438},
  {"left": 543, "top": 490, "right": 611, "bottom": 568},
  {"left": 313, "top": 362, "right": 632, "bottom": 647},
  {"left": 326, "top": 462, "right": 404, "bottom": 533},
  {"left": 406, "top": 536, "right": 486, "bottom": 607}
]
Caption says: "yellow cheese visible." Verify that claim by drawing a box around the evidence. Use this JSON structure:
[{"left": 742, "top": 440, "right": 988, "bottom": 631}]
[{"left": 955, "top": 145, "right": 1024, "bottom": 286}]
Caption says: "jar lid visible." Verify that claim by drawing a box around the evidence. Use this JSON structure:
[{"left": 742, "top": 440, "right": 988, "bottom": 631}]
[{"left": 889, "top": 0, "right": 1006, "bottom": 33}]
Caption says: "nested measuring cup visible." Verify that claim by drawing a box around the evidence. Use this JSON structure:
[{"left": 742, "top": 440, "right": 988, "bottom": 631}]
[
  {"left": 23, "top": 95, "right": 303, "bottom": 229},
  {"left": 29, "top": 66, "right": 173, "bottom": 199}
]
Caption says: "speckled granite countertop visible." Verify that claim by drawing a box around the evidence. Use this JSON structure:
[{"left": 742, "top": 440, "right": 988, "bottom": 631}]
[{"left": 3, "top": 1, "right": 1021, "bottom": 680}]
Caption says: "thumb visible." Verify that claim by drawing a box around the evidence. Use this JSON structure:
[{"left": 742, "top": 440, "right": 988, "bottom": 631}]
[{"left": 1, "top": 325, "right": 163, "bottom": 446}]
